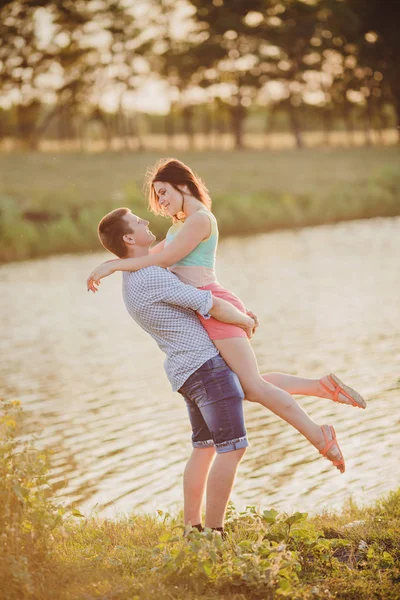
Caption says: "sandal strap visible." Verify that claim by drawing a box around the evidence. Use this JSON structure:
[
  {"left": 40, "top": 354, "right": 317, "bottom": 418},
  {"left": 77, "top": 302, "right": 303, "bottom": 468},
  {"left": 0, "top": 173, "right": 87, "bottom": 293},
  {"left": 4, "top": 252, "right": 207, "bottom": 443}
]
[
  {"left": 320, "top": 438, "right": 336, "bottom": 456},
  {"left": 319, "top": 426, "right": 343, "bottom": 460},
  {"left": 319, "top": 424, "right": 332, "bottom": 455},
  {"left": 319, "top": 379, "right": 334, "bottom": 397},
  {"left": 319, "top": 377, "right": 340, "bottom": 403},
  {"left": 321, "top": 375, "right": 359, "bottom": 407},
  {"left": 319, "top": 425, "right": 345, "bottom": 471}
]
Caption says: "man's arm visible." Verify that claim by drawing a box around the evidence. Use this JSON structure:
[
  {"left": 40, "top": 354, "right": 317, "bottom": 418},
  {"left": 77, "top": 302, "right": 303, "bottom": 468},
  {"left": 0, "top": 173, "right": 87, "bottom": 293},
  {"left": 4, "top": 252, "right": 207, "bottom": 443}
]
[
  {"left": 209, "top": 297, "right": 255, "bottom": 337},
  {"left": 147, "top": 268, "right": 255, "bottom": 337}
]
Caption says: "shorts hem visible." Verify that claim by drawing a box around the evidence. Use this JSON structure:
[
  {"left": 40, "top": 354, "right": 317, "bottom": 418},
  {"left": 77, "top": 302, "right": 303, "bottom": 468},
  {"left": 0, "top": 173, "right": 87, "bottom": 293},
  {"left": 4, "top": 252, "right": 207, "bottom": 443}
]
[
  {"left": 210, "top": 331, "right": 247, "bottom": 340},
  {"left": 192, "top": 439, "right": 214, "bottom": 449},
  {"left": 215, "top": 436, "right": 249, "bottom": 454}
]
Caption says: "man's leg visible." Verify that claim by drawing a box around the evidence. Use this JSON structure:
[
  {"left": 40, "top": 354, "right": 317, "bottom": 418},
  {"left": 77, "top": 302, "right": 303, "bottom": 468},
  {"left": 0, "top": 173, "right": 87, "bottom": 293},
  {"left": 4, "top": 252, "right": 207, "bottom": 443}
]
[
  {"left": 179, "top": 356, "right": 249, "bottom": 532},
  {"left": 183, "top": 447, "right": 216, "bottom": 527},
  {"left": 204, "top": 447, "right": 246, "bottom": 529}
]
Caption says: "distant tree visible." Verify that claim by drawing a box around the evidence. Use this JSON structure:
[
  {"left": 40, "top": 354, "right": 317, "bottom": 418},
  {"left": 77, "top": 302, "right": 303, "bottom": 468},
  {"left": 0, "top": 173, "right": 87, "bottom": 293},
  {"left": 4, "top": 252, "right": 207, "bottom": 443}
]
[
  {"left": 149, "top": 0, "right": 230, "bottom": 149},
  {"left": 0, "top": 0, "right": 151, "bottom": 148},
  {"left": 154, "top": 38, "right": 214, "bottom": 149},
  {"left": 185, "top": 0, "right": 266, "bottom": 149},
  {"left": 345, "top": 0, "right": 400, "bottom": 142},
  {"left": 0, "top": 0, "right": 60, "bottom": 147}
]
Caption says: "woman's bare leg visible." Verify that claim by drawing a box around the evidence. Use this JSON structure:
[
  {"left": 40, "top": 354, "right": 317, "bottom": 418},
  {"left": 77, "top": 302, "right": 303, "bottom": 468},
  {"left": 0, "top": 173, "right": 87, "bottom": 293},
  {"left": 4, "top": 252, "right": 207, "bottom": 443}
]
[
  {"left": 261, "top": 372, "right": 337, "bottom": 399},
  {"left": 260, "top": 372, "right": 359, "bottom": 405},
  {"left": 213, "top": 338, "right": 336, "bottom": 459}
]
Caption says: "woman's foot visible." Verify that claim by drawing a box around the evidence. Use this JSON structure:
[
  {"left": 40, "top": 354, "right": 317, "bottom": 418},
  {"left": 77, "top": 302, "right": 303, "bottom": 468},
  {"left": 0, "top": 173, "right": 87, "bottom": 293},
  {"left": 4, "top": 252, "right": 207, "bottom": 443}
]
[
  {"left": 319, "top": 374, "right": 366, "bottom": 409},
  {"left": 316, "top": 424, "right": 345, "bottom": 474}
]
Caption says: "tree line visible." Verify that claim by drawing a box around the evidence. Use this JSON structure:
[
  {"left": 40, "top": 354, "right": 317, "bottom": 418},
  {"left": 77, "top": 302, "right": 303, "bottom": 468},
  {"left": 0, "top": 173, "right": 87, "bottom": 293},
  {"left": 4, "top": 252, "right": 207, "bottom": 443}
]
[{"left": 0, "top": 0, "right": 399, "bottom": 150}]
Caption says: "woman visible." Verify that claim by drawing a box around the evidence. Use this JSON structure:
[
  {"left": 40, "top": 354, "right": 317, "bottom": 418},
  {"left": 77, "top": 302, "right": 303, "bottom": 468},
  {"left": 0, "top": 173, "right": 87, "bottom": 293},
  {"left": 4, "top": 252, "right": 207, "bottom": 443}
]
[{"left": 87, "top": 158, "right": 367, "bottom": 473}]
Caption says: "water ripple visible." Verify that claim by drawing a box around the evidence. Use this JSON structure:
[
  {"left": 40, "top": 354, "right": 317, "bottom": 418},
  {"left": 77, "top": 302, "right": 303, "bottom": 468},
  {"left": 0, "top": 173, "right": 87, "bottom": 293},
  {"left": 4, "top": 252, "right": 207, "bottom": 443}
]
[{"left": 1, "top": 217, "right": 399, "bottom": 516}]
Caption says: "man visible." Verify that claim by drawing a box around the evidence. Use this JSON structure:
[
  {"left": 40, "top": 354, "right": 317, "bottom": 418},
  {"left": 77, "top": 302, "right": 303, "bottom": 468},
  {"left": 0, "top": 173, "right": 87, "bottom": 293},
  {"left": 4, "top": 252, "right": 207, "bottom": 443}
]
[{"left": 93, "top": 207, "right": 256, "bottom": 536}]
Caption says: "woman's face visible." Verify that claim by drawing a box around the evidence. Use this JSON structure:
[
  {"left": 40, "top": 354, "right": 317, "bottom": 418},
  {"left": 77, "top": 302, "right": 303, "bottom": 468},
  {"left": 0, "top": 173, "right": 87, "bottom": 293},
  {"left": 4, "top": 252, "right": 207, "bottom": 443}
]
[{"left": 153, "top": 181, "right": 184, "bottom": 217}]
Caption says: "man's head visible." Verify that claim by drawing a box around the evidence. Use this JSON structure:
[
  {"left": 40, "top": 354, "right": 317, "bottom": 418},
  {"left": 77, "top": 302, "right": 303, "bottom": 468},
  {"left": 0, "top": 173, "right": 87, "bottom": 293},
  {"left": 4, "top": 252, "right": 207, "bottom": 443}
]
[{"left": 97, "top": 208, "right": 156, "bottom": 257}]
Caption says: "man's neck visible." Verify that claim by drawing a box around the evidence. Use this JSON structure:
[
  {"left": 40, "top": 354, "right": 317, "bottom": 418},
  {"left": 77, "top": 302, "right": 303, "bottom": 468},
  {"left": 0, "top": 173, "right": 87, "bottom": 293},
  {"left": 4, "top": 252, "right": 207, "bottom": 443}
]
[{"left": 125, "top": 246, "right": 149, "bottom": 259}]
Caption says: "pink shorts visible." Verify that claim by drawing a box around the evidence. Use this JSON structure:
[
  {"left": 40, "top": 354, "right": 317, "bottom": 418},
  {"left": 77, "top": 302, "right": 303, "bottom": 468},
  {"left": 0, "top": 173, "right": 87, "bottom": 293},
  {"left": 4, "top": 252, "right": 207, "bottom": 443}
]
[{"left": 197, "top": 283, "right": 247, "bottom": 340}]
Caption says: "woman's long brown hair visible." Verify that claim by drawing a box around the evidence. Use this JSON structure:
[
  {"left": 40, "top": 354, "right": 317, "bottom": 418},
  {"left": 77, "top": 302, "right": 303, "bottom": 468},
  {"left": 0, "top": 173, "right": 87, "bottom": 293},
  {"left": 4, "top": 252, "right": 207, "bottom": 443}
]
[{"left": 145, "top": 158, "right": 211, "bottom": 222}]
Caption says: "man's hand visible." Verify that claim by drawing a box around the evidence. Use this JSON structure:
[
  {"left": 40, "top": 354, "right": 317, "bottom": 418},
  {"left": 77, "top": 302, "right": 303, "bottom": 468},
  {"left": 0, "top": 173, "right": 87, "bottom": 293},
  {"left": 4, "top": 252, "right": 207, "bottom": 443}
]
[
  {"left": 246, "top": 310, "right": 259, "bottom": 336},
  {"left": 208, "top": 296, "right": 257, "bottom": 337},
  {"left": 241, "top": 314, "right": 256, "bottom": 339},
  {"left": 87, "top": 260, "right": 117, "bottom": 293}
]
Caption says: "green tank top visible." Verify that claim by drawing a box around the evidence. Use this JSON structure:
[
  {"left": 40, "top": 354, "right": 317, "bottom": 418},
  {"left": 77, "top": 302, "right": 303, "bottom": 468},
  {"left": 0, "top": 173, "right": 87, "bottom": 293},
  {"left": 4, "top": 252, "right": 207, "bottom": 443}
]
[{"left": 165, "top": 210, "right": 218, "bottom": 269}]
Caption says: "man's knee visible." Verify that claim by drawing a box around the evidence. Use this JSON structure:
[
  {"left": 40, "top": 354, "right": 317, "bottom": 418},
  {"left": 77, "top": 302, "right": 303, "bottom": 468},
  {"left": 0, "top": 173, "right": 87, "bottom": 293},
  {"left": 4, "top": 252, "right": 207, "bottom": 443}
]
[
  {"left": 232, "top": 446, "right": 247, "bottom": 461},
  {"left": 217, "top": 445, "right": 247, "bottom": 461}
]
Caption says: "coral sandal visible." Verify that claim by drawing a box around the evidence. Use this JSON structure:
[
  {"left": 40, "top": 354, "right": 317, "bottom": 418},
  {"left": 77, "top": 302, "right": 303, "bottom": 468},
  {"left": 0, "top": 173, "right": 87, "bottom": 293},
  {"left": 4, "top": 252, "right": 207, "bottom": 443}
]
[
  {"left": 320, "top": 373, "right": 366, "bottom": 409},
  {"left": 319, "top": 425, "right": 345, "bottom": 474}
]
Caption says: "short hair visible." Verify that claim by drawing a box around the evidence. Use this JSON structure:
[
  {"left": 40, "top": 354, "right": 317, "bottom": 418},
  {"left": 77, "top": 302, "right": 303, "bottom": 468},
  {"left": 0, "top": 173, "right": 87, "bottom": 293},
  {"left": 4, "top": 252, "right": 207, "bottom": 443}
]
[{"left": 97, "top": 207, "right": 132, "bottom": 258}]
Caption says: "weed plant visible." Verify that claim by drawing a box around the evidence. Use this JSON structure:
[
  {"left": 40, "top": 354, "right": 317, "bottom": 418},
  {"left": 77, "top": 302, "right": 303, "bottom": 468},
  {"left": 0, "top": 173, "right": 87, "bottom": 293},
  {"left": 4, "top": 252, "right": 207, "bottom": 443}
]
[{"left": 1, "top": 399, "right": 399, "bottom": 599}]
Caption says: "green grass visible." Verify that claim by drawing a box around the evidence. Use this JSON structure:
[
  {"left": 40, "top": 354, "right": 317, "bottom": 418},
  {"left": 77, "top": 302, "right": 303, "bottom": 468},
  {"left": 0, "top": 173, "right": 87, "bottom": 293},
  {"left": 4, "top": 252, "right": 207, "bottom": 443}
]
[
  {"left": 1, "top": 398, "right": 400, "bottom": 600},
  {"left": 0, "top": 147, "right": 400, "bottom": 262}
]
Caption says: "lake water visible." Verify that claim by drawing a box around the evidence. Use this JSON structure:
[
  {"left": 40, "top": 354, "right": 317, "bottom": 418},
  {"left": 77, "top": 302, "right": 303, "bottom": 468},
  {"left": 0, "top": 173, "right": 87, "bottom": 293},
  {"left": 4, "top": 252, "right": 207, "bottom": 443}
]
[{"left": 1, "top": 217, "right": 399, "bottom": 518}]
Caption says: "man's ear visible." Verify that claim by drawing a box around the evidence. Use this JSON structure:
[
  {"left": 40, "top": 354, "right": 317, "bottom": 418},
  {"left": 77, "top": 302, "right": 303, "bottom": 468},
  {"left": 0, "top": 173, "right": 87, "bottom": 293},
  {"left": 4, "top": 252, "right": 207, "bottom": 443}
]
[{"left": 123, "top": 233, "right": 135, "bottom": 246}]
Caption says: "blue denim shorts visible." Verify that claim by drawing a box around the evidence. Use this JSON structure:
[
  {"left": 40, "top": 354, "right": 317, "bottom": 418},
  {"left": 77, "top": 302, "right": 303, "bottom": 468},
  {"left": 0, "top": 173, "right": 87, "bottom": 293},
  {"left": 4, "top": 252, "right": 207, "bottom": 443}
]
[{"left": 178, "top": 355, "right": 249, "bottom": 454}]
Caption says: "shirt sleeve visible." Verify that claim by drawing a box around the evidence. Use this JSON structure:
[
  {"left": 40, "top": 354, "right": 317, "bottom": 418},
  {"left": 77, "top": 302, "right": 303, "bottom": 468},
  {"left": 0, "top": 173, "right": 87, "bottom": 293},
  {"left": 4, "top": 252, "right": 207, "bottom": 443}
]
[{"left": 145, "top": 268, "right": 213, "bottom": 317}]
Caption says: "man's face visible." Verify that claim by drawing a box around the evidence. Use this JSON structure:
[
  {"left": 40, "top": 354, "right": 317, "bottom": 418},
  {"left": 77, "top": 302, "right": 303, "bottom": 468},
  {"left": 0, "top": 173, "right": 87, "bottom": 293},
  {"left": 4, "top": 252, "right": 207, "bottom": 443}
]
[
  {"left": 153, "top": 181, "right": 183, "bottom": 217},
  {"left": 123, "top": 212, "right": 156, "bottom": 248}
]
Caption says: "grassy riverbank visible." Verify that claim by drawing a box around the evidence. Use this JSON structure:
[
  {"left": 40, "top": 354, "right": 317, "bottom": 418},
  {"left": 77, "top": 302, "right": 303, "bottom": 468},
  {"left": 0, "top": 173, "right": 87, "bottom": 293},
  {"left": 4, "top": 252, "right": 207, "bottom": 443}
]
[
  {"left": 1, "top": 399, "right": 400, "bottom": 600},
  {"left": 0, "top": 147, "right": 400, "bottom": 263}
]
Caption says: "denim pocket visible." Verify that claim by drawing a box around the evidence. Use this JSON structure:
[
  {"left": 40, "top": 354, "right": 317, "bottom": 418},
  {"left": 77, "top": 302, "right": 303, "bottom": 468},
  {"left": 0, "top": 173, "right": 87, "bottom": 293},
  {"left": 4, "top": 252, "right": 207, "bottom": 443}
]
[
  {"left": 180, "top": 370, "right": 209, "bottom": 406},
  {"left": 180, "top": 356, "right": 236, "bottom": 408},
  {"left": 197, "top": 358, "right": 231, "bottom": 405}
]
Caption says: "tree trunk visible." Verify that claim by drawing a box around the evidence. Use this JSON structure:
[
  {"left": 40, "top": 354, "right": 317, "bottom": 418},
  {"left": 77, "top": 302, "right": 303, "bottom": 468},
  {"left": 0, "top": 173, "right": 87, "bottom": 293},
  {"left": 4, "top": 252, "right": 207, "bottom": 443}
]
[
  {"left": 388, "top": 75, "right": 400, "bottom": 144},
  {"left": 182, "top": 105, "right": 194, "bottom": 150},
  {"left": 33, "top": 103, "right": 63, "bottom": 147},
  {"left": 375, "top": 103, "right": 384, "bottom": 145},
  {"left": 78, "top": 114, "right": 85, "bottom": 152},
  {"left": 364, "top": 97, "right": 374, "bottom": 146},
  {"left": 394, "top": 97, "right": 400, "bottom": 144},
  {"left": 264, "top": 105, "right": 277, "bottom": 150},
  {"left": 229, "top": 103, "right": 246, "bottom": 150},
  {"left": 215, "top": 101, "right": 228, "bottom": 149},
  {"left": 287, "top": 101, "right": 303, "bottom": 150},
  {"left": 203, "top": 105, "right": 213, "bottom": 150},
  {"left": 128, "top": 112, "right": 145, "bottom": 151},
  {"left": 116, "top": 105, "right": 128, "bottom": 151},
  {"left": 343, "top": 102, "right": 355, "bottom": 147},
  {"left": 100, "top": 111, "right": 112, "bottom": 151},
  {"left": 322, "top": 109, "right": 332, "bottom": 147},
  {"left": 57, "top": 105, "right": 64, "bottom": 142},
  {"left": 165, "top": 108, "right": 175, "bottom": 149},
  {"left": 16, "top": 101, "right": 41, "bottom": 150}
]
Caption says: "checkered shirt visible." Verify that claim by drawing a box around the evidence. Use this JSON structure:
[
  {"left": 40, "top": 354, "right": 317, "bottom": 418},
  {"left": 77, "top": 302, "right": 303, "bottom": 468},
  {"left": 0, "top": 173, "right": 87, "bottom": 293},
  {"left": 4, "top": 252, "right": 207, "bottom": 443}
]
[{"left": 122, "top": 267, "right": 219, "bottom": 391}]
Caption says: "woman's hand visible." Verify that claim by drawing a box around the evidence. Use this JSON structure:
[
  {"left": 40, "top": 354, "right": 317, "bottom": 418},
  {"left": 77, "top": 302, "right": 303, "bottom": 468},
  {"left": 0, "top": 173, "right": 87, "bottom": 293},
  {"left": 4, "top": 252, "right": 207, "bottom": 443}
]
[{"left": 87, "top": 260, "right": 118, "bottom": 293}]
